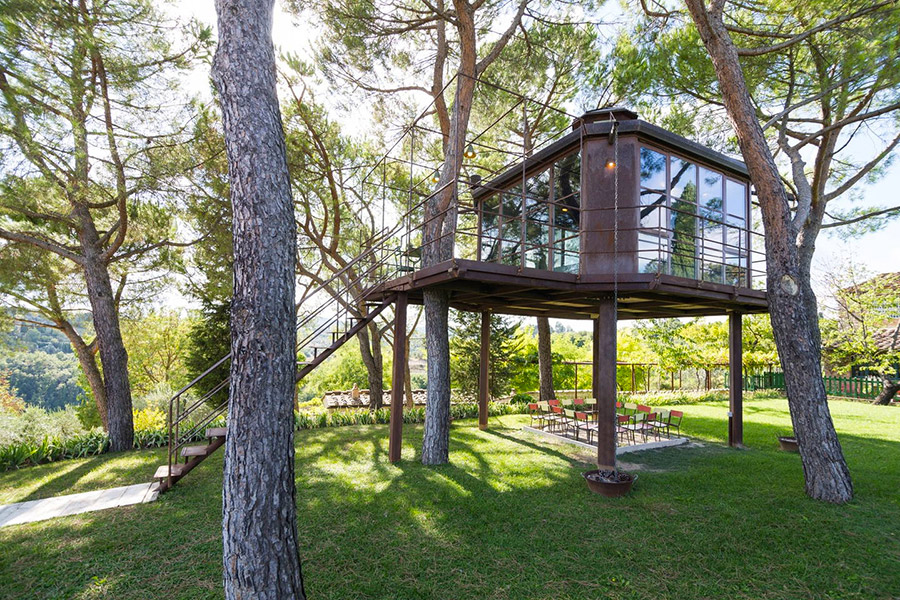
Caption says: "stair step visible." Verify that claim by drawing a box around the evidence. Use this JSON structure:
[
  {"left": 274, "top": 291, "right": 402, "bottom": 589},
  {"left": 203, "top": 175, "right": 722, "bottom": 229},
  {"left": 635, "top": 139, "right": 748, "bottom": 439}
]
[
  {"left": 206, "top": 427, "right": 227, "bottom": 438},
  {"left": 181, "top": 445, "right": 213, "bottom": 457},
  {"left": 154, "top": 464, "right": 186, "bottom": 479}
]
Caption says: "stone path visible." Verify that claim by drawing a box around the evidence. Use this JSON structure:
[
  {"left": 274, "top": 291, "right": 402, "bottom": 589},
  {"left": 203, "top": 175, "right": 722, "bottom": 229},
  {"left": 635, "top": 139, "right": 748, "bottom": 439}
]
[{"left": 0, "top": 482, "right": 159, "bottom": 528}]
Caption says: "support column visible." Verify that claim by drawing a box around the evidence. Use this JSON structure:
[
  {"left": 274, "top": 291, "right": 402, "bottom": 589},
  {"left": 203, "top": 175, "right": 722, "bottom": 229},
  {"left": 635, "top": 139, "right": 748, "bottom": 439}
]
[
  {"left": 478, "top": 311, "right": 490, "bottom": 430},
  {"left": 388, "top": 292, "right": 408, "bottom": 463},
  {"left": 728, "top": 312, "right": 743, "bottom": 447},
  {"left": 593, "top": 295, "right": 617, "bottom": 470}
]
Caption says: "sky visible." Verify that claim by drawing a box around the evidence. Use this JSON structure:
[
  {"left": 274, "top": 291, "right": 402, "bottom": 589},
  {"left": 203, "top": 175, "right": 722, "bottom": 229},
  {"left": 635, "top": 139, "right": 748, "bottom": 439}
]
[{"left": 169, "top": 1, "right": 900, "bottom": 322}]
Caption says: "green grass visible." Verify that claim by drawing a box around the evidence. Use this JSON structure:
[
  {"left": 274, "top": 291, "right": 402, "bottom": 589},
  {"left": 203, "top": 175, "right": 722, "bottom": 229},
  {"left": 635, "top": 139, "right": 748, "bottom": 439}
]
[{"left": 1, "top": 398, "right": 899, "bottom": 599}]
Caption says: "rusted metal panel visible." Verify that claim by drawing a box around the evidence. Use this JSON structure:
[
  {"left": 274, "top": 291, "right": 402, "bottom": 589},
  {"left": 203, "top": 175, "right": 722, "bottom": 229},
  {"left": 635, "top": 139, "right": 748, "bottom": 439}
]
[{"left": 593, "top": 296, "right": 617, "bottom": 470}]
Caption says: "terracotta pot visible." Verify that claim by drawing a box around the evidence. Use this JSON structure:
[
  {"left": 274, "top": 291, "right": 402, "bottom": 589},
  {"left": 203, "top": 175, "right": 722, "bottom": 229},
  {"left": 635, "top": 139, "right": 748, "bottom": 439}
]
[
  {"left": 582, "top": 470, "right": 637, "bottom": 497},
  {"left": 778, "top": 436, "right": 799, "bottom": 452}
]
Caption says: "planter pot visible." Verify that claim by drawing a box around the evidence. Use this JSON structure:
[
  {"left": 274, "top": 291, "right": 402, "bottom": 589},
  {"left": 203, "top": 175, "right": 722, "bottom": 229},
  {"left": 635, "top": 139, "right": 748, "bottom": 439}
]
[
  {"left": 778, "top": 436, "right": 799, "bottom": 452},
  {"left": 583, "top": 469, "right": 637, "bottom": 497}
]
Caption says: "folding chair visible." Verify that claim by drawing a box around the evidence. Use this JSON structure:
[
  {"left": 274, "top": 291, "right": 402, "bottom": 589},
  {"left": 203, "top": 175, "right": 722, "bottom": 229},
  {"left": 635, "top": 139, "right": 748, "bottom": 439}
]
[
  {"left": 649, "top": 410, "right": 670, "bottom": 439},
  {"left": 528, "top": 403, "right": 542, "bottom": 428},
  {"left": 667, "top": 410, "right": 684, "bottom": 437},
  {"left": 616, "top": 414, "right": 634, "bottom": 445},
  {"left": 575, "top": 411, "right": 599, "bottom": 444}
]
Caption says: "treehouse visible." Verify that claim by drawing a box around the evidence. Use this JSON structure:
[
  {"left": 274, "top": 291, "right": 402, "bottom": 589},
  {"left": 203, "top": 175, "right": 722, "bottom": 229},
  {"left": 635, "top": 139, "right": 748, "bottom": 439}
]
[
  {"left": 157, "top": 107, "right": 769, "bottom": 491},
  {"left": 374, "top": 107, "right": 768, "bottom": 468}
]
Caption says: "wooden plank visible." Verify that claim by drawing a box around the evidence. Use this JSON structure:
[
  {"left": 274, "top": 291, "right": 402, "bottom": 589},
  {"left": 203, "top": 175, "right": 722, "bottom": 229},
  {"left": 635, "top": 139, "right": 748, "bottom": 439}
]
[
  {"left": 729, "top": 312, "right": 743, "bottom": 447},
  {"left": 479, "top": 311, "right": 490, "bottom": 430},
  {"left": 389, "top": 292, "right": 408, "bottom": 463}
]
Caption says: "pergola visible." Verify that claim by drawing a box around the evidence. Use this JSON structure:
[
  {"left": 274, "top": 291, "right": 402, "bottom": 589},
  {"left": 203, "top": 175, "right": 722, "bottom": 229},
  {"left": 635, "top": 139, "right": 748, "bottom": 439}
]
[{"left": 372, "top": 107, "right": 768, "bottom": 469}]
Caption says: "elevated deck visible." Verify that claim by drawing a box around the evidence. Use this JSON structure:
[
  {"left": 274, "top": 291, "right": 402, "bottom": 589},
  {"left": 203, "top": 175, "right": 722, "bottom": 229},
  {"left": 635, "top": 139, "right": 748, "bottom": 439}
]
[{"left": 370, "top": 258, "right": 767, "bottom": 320}]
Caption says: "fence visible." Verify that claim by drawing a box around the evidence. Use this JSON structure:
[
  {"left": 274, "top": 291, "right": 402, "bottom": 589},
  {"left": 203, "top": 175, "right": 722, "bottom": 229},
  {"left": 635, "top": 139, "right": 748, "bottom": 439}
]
[{"left": 744, "top": 371, "right": 882, "bottom": 400}]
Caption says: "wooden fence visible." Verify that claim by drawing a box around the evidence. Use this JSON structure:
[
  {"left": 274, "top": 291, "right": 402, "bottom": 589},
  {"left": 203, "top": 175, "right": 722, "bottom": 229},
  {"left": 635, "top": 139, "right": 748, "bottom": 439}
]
[{"left": 744, "top": 371, "right": 882, "bottom": 400}]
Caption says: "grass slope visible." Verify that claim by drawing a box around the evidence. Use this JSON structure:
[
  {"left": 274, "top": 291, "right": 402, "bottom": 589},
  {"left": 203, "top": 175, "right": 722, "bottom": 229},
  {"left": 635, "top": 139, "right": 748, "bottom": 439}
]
[{"left": 0, "top": 398, "right": 898, "bottom": 599}]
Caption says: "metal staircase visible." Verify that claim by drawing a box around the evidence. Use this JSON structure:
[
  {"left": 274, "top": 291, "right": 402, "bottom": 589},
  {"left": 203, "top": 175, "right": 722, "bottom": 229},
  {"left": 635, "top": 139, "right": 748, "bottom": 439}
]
[{"left": 153, "top": 213, "right": 420, "bottom": 493}]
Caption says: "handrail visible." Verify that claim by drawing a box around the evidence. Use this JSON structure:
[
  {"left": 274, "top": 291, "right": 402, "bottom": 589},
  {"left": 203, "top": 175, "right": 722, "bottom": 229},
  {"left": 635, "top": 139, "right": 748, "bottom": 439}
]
[{"left": 164, "top": 184, "right": 443, "bottom": 487}]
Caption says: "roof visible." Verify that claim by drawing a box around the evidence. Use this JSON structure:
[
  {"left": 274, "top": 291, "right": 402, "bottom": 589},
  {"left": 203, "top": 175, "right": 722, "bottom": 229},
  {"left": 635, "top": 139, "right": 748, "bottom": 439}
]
[{"left": 471, "top": 114, "right": 749, "bottom": 200}]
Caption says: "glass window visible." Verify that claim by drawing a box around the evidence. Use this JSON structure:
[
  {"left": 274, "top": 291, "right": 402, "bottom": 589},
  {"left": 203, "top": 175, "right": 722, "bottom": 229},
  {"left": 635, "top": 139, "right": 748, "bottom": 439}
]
[
  {"left": 640, "top": 148, "right": 666, "bottom": 192},
  {"left": 670, "top": 156, "right": 697, "bottom": 203},
  {"left": 699, "top": 167, "right": 723, "bottom": 216},
  {"left": 726, "top": 179, "right": 746, "bottom": 219},
  {"left": 525, "top": 168, "right": 550, "bottom": 209},
  {"left": 555, "top": 153, "right": 580, "bottom": 200},
  {"left": 638, "top": 232, "right": 667, "bottom": 274},
  {"left": 476, "top": 150, "right": 581, "bottom": 274},
  {"left": 481, "top": 238, "right": 500, "bottom": 262},
  {"left": 670, "top": 199, "right": 697, "bottom": 279},
  {"left": 502, "top": 185, "right": 523, "bottom": 218},
  {"left": 501, "top": 217, "right": 522, "bottom": 243},
  {"left": 481, "top": 211, "right": 498, "bottom": 239}
]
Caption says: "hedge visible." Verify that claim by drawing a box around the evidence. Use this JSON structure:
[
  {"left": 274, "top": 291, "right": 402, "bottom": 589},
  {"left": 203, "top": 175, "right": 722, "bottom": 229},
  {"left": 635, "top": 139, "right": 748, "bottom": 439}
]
[{"left": 0, "top": 402, "right": 529, "bottom": 471}]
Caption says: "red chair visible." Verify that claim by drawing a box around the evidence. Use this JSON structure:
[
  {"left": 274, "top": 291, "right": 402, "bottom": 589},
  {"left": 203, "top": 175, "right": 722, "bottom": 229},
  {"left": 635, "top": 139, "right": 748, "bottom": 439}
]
[
  {"left": 637, "top": 404, "right": 652, "bottom": 414},
  {"left": 528, "top": 403, "right": 542, "bottom": 428},
  {"left": 573, "top": 398, "right": 585, "bottom": 406},
  {"left": 667, "top": 410, "right": 684, "bottom": 437},
  {"left": 548, "top": 405, "right": 565, "bottom": 433},
  {"left": 616, "top": 414, "right": 634, "bottom": 445},
  {"left": 574, "top": 411, "right": 598, "bottom": 444}
]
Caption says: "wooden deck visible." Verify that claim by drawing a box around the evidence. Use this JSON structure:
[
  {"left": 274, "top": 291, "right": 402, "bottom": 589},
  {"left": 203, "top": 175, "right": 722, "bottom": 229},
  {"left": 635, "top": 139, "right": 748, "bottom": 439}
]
[{"left": 369, "top": 259, "right": 767, "bottom": 320}]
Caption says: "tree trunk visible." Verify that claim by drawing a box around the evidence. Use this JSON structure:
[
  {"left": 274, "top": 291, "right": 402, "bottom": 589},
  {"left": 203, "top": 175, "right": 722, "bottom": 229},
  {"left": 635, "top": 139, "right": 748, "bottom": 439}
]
[
  {"left": 213, "top": 0, "right": 306, "bottom": 597},
  {"left": 59, "top": 321, "right": 108, "bottom": 430},
  {"left": 358, "top": 323, "right": 384, "bottom": 410},
  {"left": 404, "top": 360, "right": 415, "bottom": 410},
  {"left": 74, "top": 205, "right": 133, "bottom": 451},
  {"left": 419, "top": 0, "right": 478, "bottom": 466},
  {"left": 684, "top": 0, "right": 852, "bottom": 503},
  {"left": 873, "top": 374, "right": 899, "bottom": 405},
  {"left": 421, "top": 288, "right": 451, "bottom": 464},
  {"left": 537, "top": 316, "right": 554, "bottom": 401}
]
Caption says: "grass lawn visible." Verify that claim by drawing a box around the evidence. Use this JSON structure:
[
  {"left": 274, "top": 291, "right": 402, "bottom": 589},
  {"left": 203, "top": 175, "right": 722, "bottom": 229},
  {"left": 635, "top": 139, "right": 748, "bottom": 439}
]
[{"left": 1, "top": 397, "right": 899, "bottom": 599}]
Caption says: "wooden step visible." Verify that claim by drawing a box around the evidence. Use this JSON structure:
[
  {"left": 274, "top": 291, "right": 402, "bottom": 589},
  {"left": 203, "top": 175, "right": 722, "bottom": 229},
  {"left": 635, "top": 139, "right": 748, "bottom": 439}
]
[
  {"left": 153, "top": 464, "right": 186, "bottom": 479},
  {"left": 206, "top": 427, "right": 227, "bottom": 438},
  {"left": 181, "top": 445, "right": 213, "bottom": 457}
]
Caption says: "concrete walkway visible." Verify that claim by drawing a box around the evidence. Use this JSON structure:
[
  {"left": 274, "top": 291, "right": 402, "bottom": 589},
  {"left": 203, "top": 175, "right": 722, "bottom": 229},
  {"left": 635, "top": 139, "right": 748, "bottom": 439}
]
[{"left": 0, "top": 482, "right": 159, "bottom": 528}]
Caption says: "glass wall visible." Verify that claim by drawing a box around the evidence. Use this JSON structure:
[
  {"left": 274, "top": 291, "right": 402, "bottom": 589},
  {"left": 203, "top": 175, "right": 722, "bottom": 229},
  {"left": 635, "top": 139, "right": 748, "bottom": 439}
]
[
  {"left": 639, "top": 146, "right": 750, "bottom": 286},
  {"left": 479, "top": 150, "right": 581, "bottom": 273}
]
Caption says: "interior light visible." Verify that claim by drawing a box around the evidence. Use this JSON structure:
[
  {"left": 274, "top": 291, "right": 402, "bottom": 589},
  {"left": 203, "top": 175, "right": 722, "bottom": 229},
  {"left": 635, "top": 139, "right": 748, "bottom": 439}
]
[
  {"left": 561, "top": 207, "right": 569, "bottom": 212},
  {"left": 431, "top": 169, "right": 441, "bottom": 183},
  {"left": 464, "top": 144, "right": 477, "bottom": 159},
  {"left": 606, "top": 160, "right": 616, "bottom": 169}
]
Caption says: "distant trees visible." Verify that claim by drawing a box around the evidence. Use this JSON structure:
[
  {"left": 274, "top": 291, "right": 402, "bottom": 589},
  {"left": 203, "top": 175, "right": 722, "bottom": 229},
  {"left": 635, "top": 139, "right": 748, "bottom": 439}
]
[
  {"left": 0, "top": 351, "right": 82, "bottom": 411},
  {"left": 822, "top": 264, "right": 900, "bottom": 405},
  {"left": 449, "top": 311, "right": 522, "bottom": 400}
]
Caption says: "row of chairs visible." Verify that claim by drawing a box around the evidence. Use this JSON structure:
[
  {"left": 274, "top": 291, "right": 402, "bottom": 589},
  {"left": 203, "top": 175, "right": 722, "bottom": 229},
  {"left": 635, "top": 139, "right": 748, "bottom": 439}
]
[{"left": 528, "top": 399, "right": 683, "bottom": 445}]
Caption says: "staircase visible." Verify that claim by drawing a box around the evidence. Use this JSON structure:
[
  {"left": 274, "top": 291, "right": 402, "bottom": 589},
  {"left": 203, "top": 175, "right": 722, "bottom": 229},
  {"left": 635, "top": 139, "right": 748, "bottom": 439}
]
[{"left": 153, "top": 217, "right": 419, "bottom": 493}]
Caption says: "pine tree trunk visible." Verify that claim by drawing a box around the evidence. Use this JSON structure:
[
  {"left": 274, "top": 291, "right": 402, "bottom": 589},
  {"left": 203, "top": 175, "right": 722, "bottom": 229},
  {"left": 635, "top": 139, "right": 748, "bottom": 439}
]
[
  {"left": 358, "top": 323, "right": 383, "bottom": 410},
  {"left": 213, "top": 0, "right": 306, "bottom": 597},
  {"left": 74, "top": 204, "right": 133, "bottom": 451},
  {"left": 684, "top": 0, "right": 852, "bottom": 503},
  {"left": 419, "top": 0, "right": 477, "bottom": 466},
  {"left": 421, "top": 288, "right": 451, "bottom": 464},
  {"left": 537, "top": 316, "right": 554, "bottom": 401},
  {"left": 59, "top": 322, "right": 108, "bottom": 430}
]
